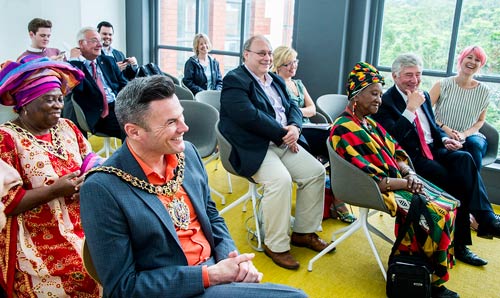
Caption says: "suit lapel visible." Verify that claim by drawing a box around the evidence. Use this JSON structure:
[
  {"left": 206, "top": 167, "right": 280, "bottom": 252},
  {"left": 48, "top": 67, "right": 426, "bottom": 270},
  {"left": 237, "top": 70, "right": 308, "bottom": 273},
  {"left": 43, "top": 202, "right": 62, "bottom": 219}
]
[
  {"left": 181, "top": 167, "right": 215, "bottom": 247},
  {"left": 97, "top": 56, "right": 113, "bottom": 87},
  {"left": 420, "top": 94, "right": 435, "bottom": 125},
  {"left": 390, "top": 87, "right": 408, "bottom": 114}
]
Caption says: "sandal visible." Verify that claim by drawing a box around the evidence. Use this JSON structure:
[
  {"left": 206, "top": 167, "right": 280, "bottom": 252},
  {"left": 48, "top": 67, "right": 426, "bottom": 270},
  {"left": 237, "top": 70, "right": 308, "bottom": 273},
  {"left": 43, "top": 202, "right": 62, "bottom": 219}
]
[{"left": 330, "top": 202, "right": 356, "bottom": 223}]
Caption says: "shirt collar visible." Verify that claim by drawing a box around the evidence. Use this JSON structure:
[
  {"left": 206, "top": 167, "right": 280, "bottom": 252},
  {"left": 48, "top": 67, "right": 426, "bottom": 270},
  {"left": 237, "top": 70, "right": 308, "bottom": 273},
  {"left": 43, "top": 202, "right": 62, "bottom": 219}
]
[
  {"left": 395, "top": 84, "right": 408, "bottom": 103},
  {"left": 26, "top": 46, "right": 45, "bottom": 53},
  {"left": 243, "top": 64, "right": 273, "bottom": 86}
]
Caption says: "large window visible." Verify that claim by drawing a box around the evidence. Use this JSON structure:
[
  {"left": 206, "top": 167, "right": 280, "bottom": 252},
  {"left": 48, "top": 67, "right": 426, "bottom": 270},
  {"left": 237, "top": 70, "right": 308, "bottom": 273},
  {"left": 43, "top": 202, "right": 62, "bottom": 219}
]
[
  {"left": 376, "top": 0, "right": 500, "bottom": 158},
  {"left": 156, "top": 0, "right": 295, "bottom": 81}
]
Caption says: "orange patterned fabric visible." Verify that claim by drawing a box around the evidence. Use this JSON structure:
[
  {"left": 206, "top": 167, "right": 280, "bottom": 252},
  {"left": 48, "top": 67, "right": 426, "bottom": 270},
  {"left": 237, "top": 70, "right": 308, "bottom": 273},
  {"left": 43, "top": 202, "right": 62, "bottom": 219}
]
[{"left": 0, "top": 118, "right": 101, "bottom": 297}]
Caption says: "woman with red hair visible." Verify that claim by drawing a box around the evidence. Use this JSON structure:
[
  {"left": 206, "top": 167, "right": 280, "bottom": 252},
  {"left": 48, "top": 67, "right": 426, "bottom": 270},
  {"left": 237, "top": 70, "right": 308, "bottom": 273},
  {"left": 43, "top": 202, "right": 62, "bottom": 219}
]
[{"left": 429, "top": 45, "right": 491, "bottom": 168}]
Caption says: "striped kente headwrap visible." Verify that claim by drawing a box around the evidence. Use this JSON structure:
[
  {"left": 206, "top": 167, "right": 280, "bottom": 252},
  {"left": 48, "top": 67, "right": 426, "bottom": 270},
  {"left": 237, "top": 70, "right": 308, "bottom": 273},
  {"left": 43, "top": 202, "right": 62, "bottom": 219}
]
[
  {"left": 0, "top": 56, "right": 84, "bottom": 111},
  {"left": 346, "top": 61, "right": 385, "bottom": 100}
]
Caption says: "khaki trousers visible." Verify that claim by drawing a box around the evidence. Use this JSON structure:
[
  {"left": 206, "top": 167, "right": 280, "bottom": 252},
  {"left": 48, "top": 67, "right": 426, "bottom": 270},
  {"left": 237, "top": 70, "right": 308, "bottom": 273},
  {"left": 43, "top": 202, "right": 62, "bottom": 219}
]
[{"left": 252, "top": 143, "right": 325, "bottom": 252}]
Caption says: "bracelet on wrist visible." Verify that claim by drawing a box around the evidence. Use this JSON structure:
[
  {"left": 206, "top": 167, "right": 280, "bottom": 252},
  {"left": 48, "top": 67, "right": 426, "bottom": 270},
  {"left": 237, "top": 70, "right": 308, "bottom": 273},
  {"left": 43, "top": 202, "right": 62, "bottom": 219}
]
[
  {"left": 439, "top": 123, "right": 445, "bottom": 128},
  {"left": 404, "top": 170, "right": 416, "bottom": 177}
]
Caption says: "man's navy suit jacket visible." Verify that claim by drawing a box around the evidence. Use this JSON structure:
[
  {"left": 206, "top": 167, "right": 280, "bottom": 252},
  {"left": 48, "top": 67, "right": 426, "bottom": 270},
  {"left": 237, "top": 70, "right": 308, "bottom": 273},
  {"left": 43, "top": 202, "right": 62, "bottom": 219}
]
[
  {"left": 219, "top": 65, "right": 303, "bottom": 177},
  {"left": 68, "top": 55, "right": 127, "bottom": 132},
  {"left": 373, "top": 85, "right": 447, "bottom": 161}
]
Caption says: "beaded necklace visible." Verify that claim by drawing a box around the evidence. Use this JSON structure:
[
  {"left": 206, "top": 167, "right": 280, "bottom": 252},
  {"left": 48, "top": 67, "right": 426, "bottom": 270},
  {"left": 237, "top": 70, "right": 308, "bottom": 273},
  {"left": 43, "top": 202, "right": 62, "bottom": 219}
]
[{"left": 3, "top": 121, "right": 68, "bottom": 160}]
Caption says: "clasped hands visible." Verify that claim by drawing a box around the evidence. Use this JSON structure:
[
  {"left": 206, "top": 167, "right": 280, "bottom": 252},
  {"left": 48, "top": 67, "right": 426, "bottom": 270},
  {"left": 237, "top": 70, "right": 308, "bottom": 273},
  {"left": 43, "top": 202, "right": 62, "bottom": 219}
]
[
  {"left": 282, "top": 125, "right": 301, "bottom": 153},
  {"left": 404, "top": 173, "right": 423, "bottom": 194},
  {"left": 53, "top": 171, "right": 84, "bottom": 200},
  {"left": 208, "top": 250, "right": 263, "bottom": 286}
]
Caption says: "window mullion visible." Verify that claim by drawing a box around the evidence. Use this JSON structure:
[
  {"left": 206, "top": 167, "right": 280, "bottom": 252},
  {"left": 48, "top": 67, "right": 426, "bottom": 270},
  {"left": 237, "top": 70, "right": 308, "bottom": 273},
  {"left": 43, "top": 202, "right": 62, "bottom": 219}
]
[{"left": 447, "top": 0, "right": 463, "bottom": 75}]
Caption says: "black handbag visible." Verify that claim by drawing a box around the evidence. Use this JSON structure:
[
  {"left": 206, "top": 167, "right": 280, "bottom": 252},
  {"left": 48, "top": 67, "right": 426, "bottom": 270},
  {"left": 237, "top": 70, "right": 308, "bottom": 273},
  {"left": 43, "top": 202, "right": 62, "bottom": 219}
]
[
  {"left": 136, "top": 62, "right": 165, "bottom": 77},
  {"left": 386, "top": 194, "right": 433, "bottom": 298}
]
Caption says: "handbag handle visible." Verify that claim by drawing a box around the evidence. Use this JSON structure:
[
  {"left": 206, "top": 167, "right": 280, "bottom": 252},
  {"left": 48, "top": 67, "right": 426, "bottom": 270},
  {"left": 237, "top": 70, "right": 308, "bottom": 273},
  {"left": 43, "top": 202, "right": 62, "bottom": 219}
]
[{"left": 390, "top": 193, "right": 434, "bottom": 258}]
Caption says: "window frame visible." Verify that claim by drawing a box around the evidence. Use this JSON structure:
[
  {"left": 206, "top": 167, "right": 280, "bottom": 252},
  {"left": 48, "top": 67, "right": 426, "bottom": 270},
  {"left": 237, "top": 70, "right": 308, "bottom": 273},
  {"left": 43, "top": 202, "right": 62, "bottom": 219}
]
[{"left": 153, "top": 0, "right": 246, "bottom": 64}]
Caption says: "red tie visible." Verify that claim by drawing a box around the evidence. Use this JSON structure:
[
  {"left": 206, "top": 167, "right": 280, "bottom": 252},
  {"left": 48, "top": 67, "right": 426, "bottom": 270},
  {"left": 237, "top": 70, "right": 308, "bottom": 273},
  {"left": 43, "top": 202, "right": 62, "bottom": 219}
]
[
  {"left": 91, "top": 61, "right": 109, "bottom": 118},
  {"left": 414, "top": 113, "right": 433, "bottom": 160}
]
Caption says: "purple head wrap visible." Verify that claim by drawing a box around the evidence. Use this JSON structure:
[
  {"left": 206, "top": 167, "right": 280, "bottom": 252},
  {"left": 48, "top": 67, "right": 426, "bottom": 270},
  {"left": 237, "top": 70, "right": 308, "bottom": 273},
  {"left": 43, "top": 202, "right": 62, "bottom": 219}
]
[{"left": 0, "top": 57, "right": 84, "bottom": 111}]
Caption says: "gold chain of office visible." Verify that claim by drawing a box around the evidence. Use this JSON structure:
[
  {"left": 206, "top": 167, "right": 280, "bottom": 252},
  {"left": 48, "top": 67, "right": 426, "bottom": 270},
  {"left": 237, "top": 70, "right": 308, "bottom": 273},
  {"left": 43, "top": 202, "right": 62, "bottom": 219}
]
[{"left": 87, "top": 153, "right": 185, "bottom": 197}]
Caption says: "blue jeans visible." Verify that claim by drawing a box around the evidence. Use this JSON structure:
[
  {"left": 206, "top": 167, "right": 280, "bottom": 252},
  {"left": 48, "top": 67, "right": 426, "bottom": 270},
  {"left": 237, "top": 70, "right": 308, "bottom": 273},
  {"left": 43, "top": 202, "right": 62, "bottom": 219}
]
[{"left": 462, "top": 134, "right": 488, "bottom": 169}]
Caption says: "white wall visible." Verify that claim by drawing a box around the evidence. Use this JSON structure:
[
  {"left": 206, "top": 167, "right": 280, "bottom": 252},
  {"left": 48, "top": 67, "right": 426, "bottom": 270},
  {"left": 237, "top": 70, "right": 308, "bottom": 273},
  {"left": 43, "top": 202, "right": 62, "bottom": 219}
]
[
  {"left": 0, "top": 0, "right": 126, "bottom": 122},
  {"left": 0, "top": 0, "right": 126, "bottom": 62}
]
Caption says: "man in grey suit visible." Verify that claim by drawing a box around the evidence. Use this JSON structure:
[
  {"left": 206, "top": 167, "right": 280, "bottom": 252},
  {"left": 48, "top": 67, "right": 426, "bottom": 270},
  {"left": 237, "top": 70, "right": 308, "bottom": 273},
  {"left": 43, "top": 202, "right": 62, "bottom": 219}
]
[{"left": 79, "top": 75, "right": 307, "bottom": 298}]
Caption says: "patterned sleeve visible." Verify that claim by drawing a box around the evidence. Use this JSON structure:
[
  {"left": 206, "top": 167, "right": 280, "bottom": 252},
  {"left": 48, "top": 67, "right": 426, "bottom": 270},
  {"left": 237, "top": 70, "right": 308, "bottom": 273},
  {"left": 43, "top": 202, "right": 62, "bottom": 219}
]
[
  {"left": 63, "top": 119, "right": 93, "bottom": 159},
  {"left": 0, "top": 130, "right": 25, "bottom": 214},
  {"left": 330, "top": 121, "right": 387, "bottom": 182}
]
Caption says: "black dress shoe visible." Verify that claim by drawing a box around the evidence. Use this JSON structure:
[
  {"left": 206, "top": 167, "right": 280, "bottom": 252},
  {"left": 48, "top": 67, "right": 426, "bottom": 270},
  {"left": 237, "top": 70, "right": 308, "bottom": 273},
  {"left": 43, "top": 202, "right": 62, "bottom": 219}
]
[
  {"left": 431, "top": 285, "right": 460, "bottom": 298},
  {"left": 455, "top": 245, "right": 487, "bottom": 266},
  {"left": 477, "top": 218, "right": 500, "bottom": 239}
]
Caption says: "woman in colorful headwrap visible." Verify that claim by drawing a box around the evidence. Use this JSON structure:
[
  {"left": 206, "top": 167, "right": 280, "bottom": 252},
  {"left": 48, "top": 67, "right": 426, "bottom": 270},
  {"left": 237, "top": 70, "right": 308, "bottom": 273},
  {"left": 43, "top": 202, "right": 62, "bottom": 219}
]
[
  {"left": 0, "top": 57, "right": 102, "bottom": 297},
  {"left": 330, "top": 62, "right": 459, "bottom": 298}
]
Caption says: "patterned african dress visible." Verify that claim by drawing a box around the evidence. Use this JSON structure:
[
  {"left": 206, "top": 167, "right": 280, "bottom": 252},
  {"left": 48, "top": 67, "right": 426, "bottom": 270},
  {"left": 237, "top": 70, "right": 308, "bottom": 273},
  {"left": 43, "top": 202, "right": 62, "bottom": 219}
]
[
  {"left": 330, "top": 112, "right": 458, "bottom": 285},
  {"left": 0, "top": 118, "right": 101, "bottom": 297}
]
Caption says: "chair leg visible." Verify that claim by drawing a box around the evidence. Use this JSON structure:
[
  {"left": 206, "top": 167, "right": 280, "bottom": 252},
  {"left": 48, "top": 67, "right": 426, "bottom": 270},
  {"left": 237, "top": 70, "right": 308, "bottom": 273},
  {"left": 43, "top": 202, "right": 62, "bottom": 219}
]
[
  {"left": 362, "top": 217, "right": 388, "bottom": 280},
  {"left": 308, "top": 208, "right": 388, "bottom": 280},
  {"left": 227, "top": 172, "right": 233, "bottom": 194},
  {"left": 367, "top": 222, "right": 393, "bottom": 245},
  {"left": 219, "top": 182, "right": 255, "bottom": 215},
  {"left": 96, "top": 137, "right": 112, "bottom": 158},
  {"left": 308, "top": 215, "right": 363, "bottom": 271},
  {"left": 210, "top": 187, "right": 226, "bottom": 205},
  {"left": 250, "top": 184, "right": 263, "bottom": 251}
]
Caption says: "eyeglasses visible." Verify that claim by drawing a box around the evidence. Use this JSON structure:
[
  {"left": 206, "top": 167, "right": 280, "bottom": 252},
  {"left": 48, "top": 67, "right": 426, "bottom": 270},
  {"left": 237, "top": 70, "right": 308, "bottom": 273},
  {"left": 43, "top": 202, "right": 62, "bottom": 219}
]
[
  {"left": 282, "top": 60, "right": 299, "bottom": 68},
  {"left": 246, "top": 49, "right": 273, "bottom": 57},
  {"left": 84, "top": 38, "right": 101, "bottom": 45}
]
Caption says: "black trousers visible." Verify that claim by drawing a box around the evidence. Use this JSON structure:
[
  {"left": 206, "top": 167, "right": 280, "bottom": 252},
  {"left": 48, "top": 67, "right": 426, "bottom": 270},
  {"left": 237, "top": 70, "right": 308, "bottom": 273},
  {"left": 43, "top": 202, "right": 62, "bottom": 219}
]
[
  {"left": 94, "top": 102, "right": 127, "bottom": 142},
  {"left": 299, "top": 128, "right": 330, "bottom": 159},
  {"left": 412, "top": 147, "right": 492, "bottom": 246}
]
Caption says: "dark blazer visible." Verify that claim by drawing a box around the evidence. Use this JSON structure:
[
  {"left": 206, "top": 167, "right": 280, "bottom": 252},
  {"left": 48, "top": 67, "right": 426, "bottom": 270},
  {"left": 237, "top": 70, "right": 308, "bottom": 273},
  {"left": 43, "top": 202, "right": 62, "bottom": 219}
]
[
  {"left": 373, "top": 85, "right": 447, "bottom": 161},
  {"left": 102, "top": 48, "right": 138, "bottom": 81},
  {"left": 80, "top": 142, "right": 236, "bottom": 298},
  {"left": 182, "top": 55, "right": 223, "bottom": 95},
  {"left": 68, "top": 55, "right": 127, "bottom": 132},
  {"left": 219, "top": 65, "right": 303, "bottom": 177}
]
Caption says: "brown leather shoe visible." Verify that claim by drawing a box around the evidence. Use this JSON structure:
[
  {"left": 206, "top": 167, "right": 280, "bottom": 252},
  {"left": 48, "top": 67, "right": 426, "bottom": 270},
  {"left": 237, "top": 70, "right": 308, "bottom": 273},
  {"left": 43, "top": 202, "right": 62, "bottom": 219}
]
[
  {"left": 291, "top": 232, "right": 329, "bottom": 252},
  {"left": 263, "top": 246, "right": 300, "bottom": 270}
]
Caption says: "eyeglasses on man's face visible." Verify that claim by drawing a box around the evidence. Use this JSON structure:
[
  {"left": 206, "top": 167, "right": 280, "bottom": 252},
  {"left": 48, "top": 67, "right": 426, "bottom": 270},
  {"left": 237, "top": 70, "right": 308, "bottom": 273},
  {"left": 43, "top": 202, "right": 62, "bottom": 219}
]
[
  {"left": 84, "top": 38, "right": 102, "bottom": 45},
  {"left": 282, "top": 59, "right": 299, "bottom": 68},
  {"left": 246, "top": 49, "right": 273, "bottom": 58}
]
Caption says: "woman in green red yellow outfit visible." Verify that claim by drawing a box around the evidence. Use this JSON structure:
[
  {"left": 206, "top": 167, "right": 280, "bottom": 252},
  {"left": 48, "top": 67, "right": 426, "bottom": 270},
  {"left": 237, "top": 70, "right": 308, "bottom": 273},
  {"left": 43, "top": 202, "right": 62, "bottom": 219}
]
[{"left": 330, "top": 62, "right": 459, "bottom": 298}]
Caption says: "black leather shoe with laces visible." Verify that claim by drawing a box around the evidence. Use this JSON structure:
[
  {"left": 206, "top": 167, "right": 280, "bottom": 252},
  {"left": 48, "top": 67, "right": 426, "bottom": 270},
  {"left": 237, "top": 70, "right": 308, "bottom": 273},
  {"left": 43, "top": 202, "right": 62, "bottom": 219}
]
[
  {"left": 455, "top": 245, "right": 487, "bottom": 266},
  {"left": 477, "top": 218, "right": 500, "bottom": 239}
]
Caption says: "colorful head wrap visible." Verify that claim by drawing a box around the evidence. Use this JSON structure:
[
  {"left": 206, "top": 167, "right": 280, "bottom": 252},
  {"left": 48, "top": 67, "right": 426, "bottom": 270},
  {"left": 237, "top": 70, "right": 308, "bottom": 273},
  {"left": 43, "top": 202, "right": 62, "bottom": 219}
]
[
  {"left": 346, "top": 61, "right": 385, "bottom": 100},
  {"left": 0, "top": 57, "right": 84, "bottom": 111}
]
